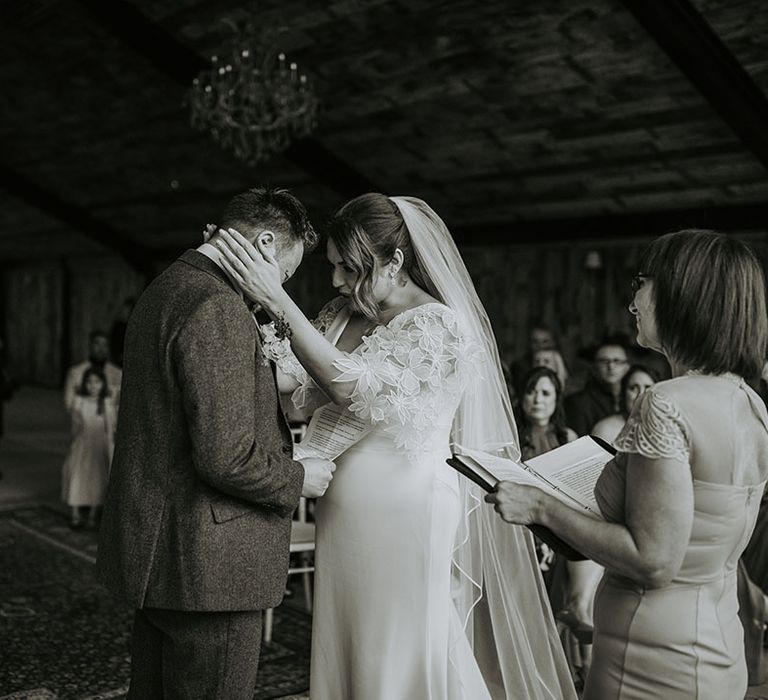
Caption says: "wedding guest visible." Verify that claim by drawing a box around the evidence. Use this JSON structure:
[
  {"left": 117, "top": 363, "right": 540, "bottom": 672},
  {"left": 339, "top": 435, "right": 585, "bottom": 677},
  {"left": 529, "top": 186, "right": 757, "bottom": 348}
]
[
  {"left": 518, "top": 366, "right": 577, "bottom": 462},
  {"left": 64, "top": 330, "right": 122, "bottom": 410},
  {"left": 517, "top": 365, "right": 594, "bottom": 689},
  {"left": 564, "top": 336, "right": 629, "bottom": 436},
  {"left": 487, "top": 229, "right": 768, "bottom": 699},
  {"left": 591, "top": 363, "right": 658, "bottom": 444},
  {"left": 62, "top": 367, "right": 116, "bottom": 529}
]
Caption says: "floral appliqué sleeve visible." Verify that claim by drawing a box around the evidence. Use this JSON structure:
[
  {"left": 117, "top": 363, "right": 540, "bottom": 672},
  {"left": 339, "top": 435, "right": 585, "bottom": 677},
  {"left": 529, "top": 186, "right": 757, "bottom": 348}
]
[
  {"left": 331, "top": 304, "right": 483, "bottom": 455},
  {"left": 258, "top": 296, "right": 347, "bottom": 411},
  {"left": 613, "top": 386, "right": 691, "bottom": 463}
]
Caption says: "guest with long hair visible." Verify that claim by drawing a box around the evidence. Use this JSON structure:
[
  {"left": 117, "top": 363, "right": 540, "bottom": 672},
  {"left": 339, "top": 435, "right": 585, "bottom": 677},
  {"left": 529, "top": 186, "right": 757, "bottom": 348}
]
[{"left": 517, "top": 366, "right": 576, "bottom": 461}]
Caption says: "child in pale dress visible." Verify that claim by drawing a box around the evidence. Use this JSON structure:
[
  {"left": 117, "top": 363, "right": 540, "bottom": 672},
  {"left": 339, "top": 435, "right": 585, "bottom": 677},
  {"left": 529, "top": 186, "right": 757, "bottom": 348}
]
[{"left": 61, "top": 367, "right": 116, "bottom": 529}]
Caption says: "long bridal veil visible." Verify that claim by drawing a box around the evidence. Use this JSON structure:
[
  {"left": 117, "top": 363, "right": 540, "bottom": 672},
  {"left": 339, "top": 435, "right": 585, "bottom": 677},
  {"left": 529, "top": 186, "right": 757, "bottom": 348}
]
[{"left": 390, "top": 197, "right": 576, "bottom": 700}]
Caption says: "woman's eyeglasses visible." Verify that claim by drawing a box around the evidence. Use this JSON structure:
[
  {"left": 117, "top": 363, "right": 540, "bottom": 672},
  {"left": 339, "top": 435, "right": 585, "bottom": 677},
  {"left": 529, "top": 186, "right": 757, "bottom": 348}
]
[{"left": 631, "top": 273, "right": 651, "bottom": 295}]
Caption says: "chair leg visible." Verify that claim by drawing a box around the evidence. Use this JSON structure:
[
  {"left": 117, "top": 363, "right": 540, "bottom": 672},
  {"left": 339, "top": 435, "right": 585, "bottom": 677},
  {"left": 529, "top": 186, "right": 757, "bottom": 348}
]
[
  {"left": 303, "top": 569, "right": 313, "bottom": 612},
  {"left": 263, "top": 608, "right": 274, "bottom": 644}
]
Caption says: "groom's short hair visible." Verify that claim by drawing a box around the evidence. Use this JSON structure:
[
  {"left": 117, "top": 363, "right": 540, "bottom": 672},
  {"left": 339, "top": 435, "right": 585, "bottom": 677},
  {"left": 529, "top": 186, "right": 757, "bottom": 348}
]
[{"left": 220, "top": 187, "right": 318, "bottom": 253}]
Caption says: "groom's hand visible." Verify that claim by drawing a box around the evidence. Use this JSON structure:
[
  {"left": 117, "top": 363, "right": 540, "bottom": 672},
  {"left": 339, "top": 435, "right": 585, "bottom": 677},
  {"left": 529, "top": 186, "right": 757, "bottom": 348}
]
[{"left": 299, "top": 458, "right": 336, "bottom": 498}]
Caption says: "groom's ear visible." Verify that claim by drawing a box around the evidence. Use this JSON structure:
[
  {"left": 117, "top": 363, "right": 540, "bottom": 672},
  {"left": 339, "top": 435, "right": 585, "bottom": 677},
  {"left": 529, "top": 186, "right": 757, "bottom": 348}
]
[{"left": 255, "top": 230, "right": 277, "bottom": 257}]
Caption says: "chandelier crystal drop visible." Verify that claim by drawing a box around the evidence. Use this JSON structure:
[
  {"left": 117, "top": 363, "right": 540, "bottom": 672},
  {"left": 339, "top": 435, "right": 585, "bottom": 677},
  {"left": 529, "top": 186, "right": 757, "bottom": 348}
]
[{"left": 189, "top": 22, "right": 319, "bottom": 165}]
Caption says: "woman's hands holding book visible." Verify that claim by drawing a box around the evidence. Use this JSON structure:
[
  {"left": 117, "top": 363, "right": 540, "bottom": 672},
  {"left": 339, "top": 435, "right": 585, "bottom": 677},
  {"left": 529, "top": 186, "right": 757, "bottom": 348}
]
[{"left": 485, "top": 482, "right": 548, "bottom": 525}]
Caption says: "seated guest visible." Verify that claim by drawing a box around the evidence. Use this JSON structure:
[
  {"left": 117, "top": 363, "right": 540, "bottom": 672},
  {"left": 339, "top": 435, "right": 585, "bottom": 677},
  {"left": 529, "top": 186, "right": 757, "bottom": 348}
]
[
  {"left": 487, "top": 229, "right": 768, "bottom": 699},
  {"left": 564, "top": 336, "right": 629, "bottom": 436},
  {"left": 517, "top": 366, "right": 577, "bottom": 462},
  {"left": 516, "top": 366, "right": 587, "bottom": 685},
  {"left": 591, "top": 363, "right": 659, "bottom": 444},
  {"left": 64, "top": 330, "right": 122, "bottom": 410}
]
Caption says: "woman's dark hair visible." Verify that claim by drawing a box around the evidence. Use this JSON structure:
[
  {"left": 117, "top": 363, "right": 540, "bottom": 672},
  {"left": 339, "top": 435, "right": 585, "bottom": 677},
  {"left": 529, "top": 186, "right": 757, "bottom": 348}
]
[
  {"left": 619, "top": 363, "right": 659, "bottom": 418},
  {"left": 638, "top": 229, "right": 767, "bottom": 378},
  {"left": 78, "top": 367, "right": 109, "bottom": 415},
  {"left": 517, "top": 366, "right": 570, "bottom": 449},
  {"left": 326, "top": 193, "right": 436, "bottom": 320}
]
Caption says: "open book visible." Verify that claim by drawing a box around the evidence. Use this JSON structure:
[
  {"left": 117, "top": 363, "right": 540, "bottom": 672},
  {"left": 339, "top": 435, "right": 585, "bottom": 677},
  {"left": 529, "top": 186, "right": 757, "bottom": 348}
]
[{"left": 447, "top": 436, "right": 616, "bottom": 559}]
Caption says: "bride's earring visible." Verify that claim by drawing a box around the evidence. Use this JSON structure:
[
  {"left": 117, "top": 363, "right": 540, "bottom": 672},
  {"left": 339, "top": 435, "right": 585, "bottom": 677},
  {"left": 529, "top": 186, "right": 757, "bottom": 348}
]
[{"left": 390, "top": 270, "right": 397, "bottom": 287}]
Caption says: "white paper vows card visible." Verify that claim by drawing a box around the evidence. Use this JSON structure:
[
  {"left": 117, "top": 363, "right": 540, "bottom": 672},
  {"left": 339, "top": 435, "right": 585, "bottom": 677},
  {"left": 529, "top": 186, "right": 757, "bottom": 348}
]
[{"left": 292, "top": 402, "right": 373, "bottom": 461}]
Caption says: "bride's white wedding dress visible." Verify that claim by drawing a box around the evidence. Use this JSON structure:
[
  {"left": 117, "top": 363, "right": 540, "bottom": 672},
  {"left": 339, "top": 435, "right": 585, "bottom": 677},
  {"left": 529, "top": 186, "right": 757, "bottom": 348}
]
[{"left": 267, "top": 298, "right": 535, "bottom": 699}]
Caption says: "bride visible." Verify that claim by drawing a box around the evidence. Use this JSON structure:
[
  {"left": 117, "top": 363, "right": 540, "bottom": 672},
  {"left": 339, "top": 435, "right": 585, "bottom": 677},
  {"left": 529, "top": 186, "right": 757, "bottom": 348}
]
[{"left": 214, "top": 193, "right": 575, "bottom": 699}]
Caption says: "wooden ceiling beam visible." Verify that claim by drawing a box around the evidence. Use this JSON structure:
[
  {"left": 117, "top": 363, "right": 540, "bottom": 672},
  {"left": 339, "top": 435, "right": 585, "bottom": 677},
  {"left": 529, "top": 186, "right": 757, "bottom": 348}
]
[
  {"left": 0, "top": 163, "right": 151, "bottom": 273},
  {"left": 620, "top": 0, "right": 768, "bottom": 173},
  {"left": 450, "top": 202, "right": 768, "bottom": 245},
  {"left": 74, "top": 0, "right": 378, "bottom": 198}
]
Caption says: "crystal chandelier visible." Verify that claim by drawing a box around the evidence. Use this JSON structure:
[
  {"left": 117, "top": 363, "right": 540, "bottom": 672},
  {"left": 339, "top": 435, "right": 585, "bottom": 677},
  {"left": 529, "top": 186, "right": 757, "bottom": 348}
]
[{"left": 189, "top": 21, "right": 319, "bottom": 165}]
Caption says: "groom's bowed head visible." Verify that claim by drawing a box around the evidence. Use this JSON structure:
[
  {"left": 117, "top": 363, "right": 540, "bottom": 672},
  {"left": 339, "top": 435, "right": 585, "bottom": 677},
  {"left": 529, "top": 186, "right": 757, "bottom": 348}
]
[{"left": 207, "top": 186, "right": 319, "bottom": 288}]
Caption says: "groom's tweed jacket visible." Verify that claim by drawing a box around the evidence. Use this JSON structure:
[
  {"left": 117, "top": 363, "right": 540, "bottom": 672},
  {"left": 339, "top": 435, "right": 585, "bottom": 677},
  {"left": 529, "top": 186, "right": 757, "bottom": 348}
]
[{"left": 96, "top": 250, "right": 304, "bottom": 611}]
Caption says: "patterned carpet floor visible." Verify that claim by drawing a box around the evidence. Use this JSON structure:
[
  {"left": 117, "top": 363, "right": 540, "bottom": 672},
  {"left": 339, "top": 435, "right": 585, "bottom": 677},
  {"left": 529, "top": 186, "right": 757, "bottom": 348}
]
[{"left": 0, "top": 506, "right": 311, "bottom": 699}]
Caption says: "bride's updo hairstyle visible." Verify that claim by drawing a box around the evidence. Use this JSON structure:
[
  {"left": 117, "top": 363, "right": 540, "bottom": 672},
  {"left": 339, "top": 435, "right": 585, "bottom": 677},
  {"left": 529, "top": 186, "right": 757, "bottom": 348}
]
[
  {"left": 639, "top": 229, "right": 767, "bottom": 378},
  {"left": 327, "top": 192, "right": 437, "bottom": 321}
]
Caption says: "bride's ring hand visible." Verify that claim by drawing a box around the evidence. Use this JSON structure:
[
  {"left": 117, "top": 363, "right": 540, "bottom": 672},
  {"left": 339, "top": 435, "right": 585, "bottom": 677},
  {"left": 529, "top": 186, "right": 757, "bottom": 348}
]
[{"left": 215, "top": 228, "right": 283, "bottom": 306}]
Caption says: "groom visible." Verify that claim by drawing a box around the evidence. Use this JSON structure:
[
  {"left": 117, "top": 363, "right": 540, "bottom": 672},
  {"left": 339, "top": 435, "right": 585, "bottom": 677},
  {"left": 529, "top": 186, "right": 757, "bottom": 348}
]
[{"left": 96, "top": 187, "right": 335, "bottom": 699}]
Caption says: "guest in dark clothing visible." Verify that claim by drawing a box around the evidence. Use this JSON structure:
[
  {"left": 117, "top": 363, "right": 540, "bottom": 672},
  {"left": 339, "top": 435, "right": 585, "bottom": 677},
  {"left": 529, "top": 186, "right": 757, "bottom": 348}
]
[
  {"left": 564, "top": 338, "right": 629, "bottom": 436},
  {"left": 517, "top": 366, "right": 577, "bottom": 461}
]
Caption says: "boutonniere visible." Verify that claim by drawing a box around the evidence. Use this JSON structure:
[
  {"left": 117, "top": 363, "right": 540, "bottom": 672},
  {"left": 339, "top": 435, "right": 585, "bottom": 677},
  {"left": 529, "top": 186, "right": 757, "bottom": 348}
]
[{"left": 255, "top": 317, "right": 294, "bottom": 368}]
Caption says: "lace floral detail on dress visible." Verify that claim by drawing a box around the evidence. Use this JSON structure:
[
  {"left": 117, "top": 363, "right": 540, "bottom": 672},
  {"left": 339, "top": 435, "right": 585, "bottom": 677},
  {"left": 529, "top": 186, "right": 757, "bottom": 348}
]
[
  {"left": 614, "top": 387, "right": 690, "bottom": 463},
  {"left": 332, "top": 304, "right": 483, "bottom": 456}
]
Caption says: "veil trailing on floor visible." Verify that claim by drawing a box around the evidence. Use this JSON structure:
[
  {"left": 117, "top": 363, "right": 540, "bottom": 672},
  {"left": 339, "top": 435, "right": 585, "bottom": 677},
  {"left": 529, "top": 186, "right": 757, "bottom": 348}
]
[{"left": 390, "top": 196, "right": 576, "bottom": 700}]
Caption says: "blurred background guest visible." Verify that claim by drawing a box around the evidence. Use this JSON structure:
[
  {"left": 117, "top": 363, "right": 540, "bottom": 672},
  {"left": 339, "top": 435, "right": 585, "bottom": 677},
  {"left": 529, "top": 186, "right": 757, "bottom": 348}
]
[
  {"left": 517, "top": 366, "right": 577, "bottom": 463},
  {"left": 592, "top": 363, "right": 659, "bottom": 444},
  {"left": 61, "top": 367, "right": 117, "bottom": 529},
  {"left": 565, "top": 336, "right": 630, "bottom": 436},
  {"left": 64, "top": 330, "right": 122, "bottom": 411}
]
